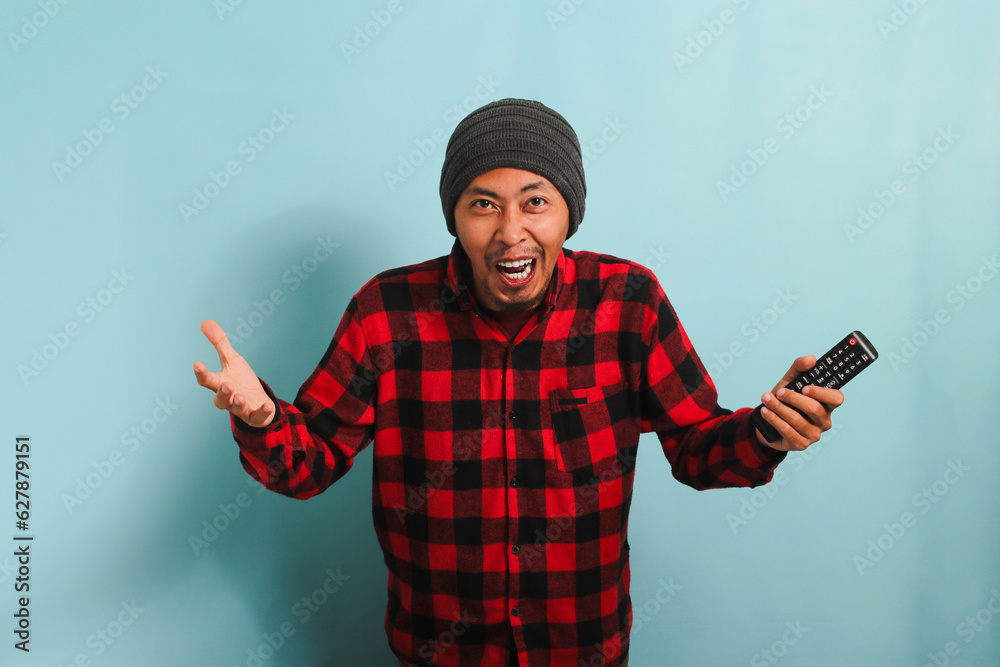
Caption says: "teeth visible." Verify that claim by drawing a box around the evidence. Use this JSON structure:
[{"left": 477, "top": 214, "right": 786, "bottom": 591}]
[
  {"left": 496, "top": 258, "right": 534, "bottom": 281},
  {"left": 497, "top": 259, "right": 533, "bottom": 268}
]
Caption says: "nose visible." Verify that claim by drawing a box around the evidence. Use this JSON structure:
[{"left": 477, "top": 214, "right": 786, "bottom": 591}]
[{"left": 495, "top": 207, "right": 528, "bottom": 247}]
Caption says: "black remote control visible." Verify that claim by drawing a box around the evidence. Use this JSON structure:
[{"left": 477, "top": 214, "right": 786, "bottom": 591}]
[{"left": 751, "top": 331, "right": 878, "bottom": 443}]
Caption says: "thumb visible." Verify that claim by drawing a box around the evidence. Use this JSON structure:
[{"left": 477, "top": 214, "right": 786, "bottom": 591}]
[
  {"left": 791, "top": 355, "right": 816, "bottom": 373},
  {"left": 775, "top": 355, "right": 816, "bottom": 391},
  {"left": 201, "top": 319, "right": 238, "bottom": 367}
]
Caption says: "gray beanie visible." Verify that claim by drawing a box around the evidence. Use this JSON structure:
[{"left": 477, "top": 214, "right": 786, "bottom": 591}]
[{"left": 440, "top": 98, "right": 586, "bottom": 239}]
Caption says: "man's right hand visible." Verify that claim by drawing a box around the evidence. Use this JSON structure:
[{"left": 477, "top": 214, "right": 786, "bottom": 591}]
[{"left": 193, "top": 319, "right": 276, "bottom": 428}]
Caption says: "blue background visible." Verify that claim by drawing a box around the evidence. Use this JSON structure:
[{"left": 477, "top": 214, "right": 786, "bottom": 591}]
[{"left": 2, "top": 1, "right": 998, "bottom": 665}]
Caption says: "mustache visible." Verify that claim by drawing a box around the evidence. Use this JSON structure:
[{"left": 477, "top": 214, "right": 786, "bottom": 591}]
[{"left": 486, "top": 246, "right": 544, "bottom": 263}]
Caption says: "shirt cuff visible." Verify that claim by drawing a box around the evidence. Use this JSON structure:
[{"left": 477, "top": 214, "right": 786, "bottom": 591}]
[{"left": 745, "top": 406, "right": 787, "bottom": 463}]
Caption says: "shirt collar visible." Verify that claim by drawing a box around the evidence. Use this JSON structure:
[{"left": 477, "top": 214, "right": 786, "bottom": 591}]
[{"left": 446, "top": 239, "right": 566, "bottom": 317}]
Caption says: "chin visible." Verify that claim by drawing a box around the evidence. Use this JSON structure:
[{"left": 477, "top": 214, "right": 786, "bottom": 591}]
[
  {"left": 494, "top": 299, "right": 538, "bottom": 314},
  {"left": 489, "top": 286, "right": 544, "bottom": 313}
]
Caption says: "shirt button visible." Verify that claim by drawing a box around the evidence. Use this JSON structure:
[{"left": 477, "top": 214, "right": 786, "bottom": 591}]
[
  {"left": 510, "top": 476, "right": 518, "bottom": 488},
  {"left": 511, "top": 545, "right": 520, "bottom": 555},
  {"left": 511, "top": 607, "right": 519, "bottom": 617},
  {"left": 508, "top": 410, "right": 517, "bottom": 420}
]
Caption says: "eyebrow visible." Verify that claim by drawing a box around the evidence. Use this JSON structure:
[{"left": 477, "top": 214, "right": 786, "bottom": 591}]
[{"left": 466, "top": 181, "right": 548, "bottom": 199}]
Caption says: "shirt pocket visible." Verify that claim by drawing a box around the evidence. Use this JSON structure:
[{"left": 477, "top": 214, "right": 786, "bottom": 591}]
[{"left": 549, "top": 382, "right": 639, "bottom": 482}]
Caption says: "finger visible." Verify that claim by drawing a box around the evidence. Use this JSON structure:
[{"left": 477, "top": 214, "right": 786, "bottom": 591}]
[
  {"left": 757, "top": 404, "right": 800, "bottom": 451},
  {"left": 774, "top": 388, "right": 832, "bottom": 430},
  {"left": 801, "top": 385, "right": 845, "bottom": 409},
  {"left": 201, "top": 319, "right": 239, "bottom": 367},
  {"left": 230, "top": 391, "right": 251, "bottom": 420},
  {"left": 762, "top": 391, "right": 821, "bottom": 440},
  {"left": 773, "top": 355, "right": 816, "bottom": 392},
  {"left": 213, "top": 381, "right": 237, "bottom": 411},
  {"left": 230, "top": 392, "right": 272, "bottom": 428},
  {"left": 193, "top": 361, "right": 222, "bottom": 391},
  {"left": 245, "top": 400, "right": 275, "bottom": 428},
  {"left": 759, "top": 405, "right": 809, "bottom": 451}
]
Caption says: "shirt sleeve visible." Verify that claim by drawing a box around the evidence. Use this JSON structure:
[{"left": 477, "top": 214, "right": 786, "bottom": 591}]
[
  {"left": 638, "top": 277, "right": 786, "bottom": 489},
  {"left": 229, "top": 296, "right": 377, "bottom": 499}
]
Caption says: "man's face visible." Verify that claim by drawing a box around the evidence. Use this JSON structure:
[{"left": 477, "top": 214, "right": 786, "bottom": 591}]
[{"left": 453, "top": 167, "right": 570, "bottom": 314}]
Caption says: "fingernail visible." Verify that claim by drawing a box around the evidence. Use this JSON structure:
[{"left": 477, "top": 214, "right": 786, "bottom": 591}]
[
  {"left": 761, "top": 406, "right": 769, "bottom": 416},
  {"left": 776, "top": 388, "right": 785, "bottom": 398},
  {"left": 762, "top": 392, "right": 772, "bottom": 403},
  {"left": 221, "top": 385, "right": 231, "bottom": 395}
]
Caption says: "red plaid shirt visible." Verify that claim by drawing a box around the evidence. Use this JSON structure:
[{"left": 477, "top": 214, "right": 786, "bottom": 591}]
[{"left": 232, "top": 240, "right": 786, "bottom": 666}]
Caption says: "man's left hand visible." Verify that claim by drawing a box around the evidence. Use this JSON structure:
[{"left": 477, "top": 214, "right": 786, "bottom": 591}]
[{"left": 756, "top": 355, "right": 844, "bottom": 451}]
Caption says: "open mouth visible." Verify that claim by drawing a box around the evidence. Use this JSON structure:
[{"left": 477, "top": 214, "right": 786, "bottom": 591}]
[{"left": 495, "top": 258, "right": 536, "bottom": 286}]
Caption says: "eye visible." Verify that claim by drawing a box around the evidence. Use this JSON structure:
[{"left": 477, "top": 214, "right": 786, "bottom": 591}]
[
  {"left": 472, "top": 199, "right": 494, "bottom": 210},
  {"left": 526, "top": 196, "right": 546, "bottom": 207}
]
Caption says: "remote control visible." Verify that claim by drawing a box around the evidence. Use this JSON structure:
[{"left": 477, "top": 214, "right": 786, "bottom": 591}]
[{"left": 750, "top": 331, "right": 878, "bottom": 443}]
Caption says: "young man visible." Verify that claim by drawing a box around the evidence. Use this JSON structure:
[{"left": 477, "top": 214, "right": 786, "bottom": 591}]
[{"left": 194, "top": 99, "right": 842, "bottom": 667}]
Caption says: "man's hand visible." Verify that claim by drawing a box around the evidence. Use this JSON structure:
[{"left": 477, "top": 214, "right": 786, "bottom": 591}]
[
  {"left": 755, "top": 355, "right": 843, "bottom": 451},
  {"left": 193, "top": 319, "right": 276, "bottom": 428}
]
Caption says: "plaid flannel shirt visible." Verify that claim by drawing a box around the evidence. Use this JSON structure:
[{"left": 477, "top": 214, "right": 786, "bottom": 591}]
[{"left": 231, "top": 240, "right": 786, "bottom": 666}]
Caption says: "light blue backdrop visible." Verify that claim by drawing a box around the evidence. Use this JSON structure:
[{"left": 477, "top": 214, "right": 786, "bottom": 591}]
[{"left": 2, "top": 1, "right": 998, "bottom": 665}]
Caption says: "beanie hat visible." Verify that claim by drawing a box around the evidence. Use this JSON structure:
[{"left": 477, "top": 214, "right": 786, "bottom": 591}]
[{"left": 440, "top": 98, "right": 586, "bottom": 239}]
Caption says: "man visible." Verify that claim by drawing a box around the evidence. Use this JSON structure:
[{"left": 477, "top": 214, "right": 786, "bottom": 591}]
[{"left": 194, "top": 99, "right": 842, "bottom": 666}]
